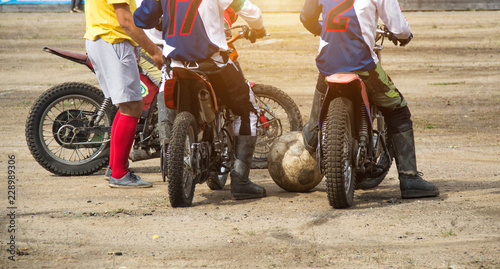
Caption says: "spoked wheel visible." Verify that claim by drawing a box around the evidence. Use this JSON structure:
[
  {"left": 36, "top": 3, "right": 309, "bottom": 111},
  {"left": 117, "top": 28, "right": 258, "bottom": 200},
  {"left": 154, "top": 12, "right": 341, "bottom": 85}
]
[
  {"left": 355, "top": 108, "right": 392, "bottom": 190},
  {"left": 25, "top": 82, "right": 116, "bottom": 176},
  {"left": 252, "top": 84, "right": 303, "bottom": 169},
  {"left": 167, "top": 112, "right": 198, "bottom": 207},
  {"left": 206, "top": 128, "right": 233, "bottom": 190},
  {"left": 322, "top": 97, "right": 356, "bottom": 209}
]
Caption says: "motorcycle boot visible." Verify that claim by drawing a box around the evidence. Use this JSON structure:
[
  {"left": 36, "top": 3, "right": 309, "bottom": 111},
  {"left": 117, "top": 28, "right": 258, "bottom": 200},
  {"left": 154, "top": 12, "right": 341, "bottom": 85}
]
[
  {"left": 390, "top": 129, "right": 439, "bottom": 199},
  {"left": 230, "top": 135, "right": 267, "bottom": 200},
  {"left": 302, "top": 87, "right": 325, "bottom": 153}
]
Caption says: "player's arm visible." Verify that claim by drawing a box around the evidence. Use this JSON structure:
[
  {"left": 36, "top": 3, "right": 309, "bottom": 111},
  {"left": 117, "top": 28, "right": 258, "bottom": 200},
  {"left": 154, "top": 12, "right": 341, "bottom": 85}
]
[
  {"left": 133, "top": 0, "right": 163, "bottom": 30},
  {"left": 377, "top": 0, "right": 412, "bottom": 44},
  {"left": 229, "top": 0, "right": 266, "bottom": 42},
  {"left": 114, "top": 3, "right": 163, "bottom": 69},
  {"left": 230, "top": 0, "right": 263, "bottom": 29},
  {"left": 300, "top": 0, "right": 322, "bottom": 36}
]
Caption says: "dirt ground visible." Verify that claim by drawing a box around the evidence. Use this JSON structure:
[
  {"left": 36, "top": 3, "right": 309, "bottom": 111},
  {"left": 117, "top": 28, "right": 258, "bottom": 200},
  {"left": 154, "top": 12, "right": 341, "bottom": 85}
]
[{"left": 1, "top": 11, "right": 500, "bottom": 269}]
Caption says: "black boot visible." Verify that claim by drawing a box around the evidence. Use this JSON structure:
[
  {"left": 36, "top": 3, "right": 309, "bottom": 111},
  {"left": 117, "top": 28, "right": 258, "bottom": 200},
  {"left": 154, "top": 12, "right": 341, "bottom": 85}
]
[
  {"left": 390, "top": 129, "right": 439, "bottom": 199},
  {"left": 230, "top": 136, "right": 267, "bottom": 200},
  {"left": 302, "top": 88, "right": 325, "bottom": 153}
]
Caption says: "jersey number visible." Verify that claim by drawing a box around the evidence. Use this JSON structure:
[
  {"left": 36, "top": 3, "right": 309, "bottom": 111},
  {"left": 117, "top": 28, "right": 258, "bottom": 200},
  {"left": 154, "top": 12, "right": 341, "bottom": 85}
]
[
  {"left": 167, "top": 0, "right": 203, "bottom": 36},
  {"left": 325, "top": 0, "right": 355, "bottom": 32}
]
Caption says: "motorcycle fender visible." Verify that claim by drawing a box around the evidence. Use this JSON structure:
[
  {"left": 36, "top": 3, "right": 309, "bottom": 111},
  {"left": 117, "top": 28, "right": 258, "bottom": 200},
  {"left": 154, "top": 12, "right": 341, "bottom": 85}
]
[
  {"left": 163, "top": 78, "right": 177, "bottom": 110},
  {"left": 140, "top": 73, "right": 159, "bottom": 111},
  {"left": 319, "top": 73, "right": 371, "bottom": 124},
  {"left": 42, "top": 46, "right": 93, "bottom": 71}
]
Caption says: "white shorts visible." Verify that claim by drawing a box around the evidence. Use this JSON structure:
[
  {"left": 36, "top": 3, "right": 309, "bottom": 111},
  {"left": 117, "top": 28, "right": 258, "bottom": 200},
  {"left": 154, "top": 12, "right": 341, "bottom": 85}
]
[{"left": 85, "top": 38, "right": 142, "bottom": 105}]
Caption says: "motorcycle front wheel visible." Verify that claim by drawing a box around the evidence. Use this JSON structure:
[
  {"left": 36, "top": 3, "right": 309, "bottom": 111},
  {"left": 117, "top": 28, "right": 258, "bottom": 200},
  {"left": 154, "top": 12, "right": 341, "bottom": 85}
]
[
  {"left": 252, "top": 84, "right": 303, "bottom": 169},
  {"left": 166, "top": 112, "right": 198, "bottom": 207},
  {"left": 322, "top": 97, "right": 356, "bottom": 209},
  {"left": 25, "top": 82, "right": 116, "bottom": 176}
]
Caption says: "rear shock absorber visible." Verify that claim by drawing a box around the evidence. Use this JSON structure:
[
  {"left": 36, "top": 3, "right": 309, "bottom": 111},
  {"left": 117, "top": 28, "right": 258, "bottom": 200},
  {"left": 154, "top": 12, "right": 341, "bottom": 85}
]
[
  {"left": 359, "top": 104, "right": 368, "bottom": 148},
  {"left": 356, "top": 103, "right": 369, "bottom": 173},
  {"left": 93, "top": 97, "right": 112, "bottom": 126}
]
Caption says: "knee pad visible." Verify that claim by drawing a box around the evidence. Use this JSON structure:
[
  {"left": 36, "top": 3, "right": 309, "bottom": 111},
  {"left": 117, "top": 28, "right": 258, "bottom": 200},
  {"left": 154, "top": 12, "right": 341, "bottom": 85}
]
[
  {"left": 381, "top": 105, "right": 413, "bottom": 134},
  {"left": 207, "top": 63, "right": 255, "bottom": 117}
]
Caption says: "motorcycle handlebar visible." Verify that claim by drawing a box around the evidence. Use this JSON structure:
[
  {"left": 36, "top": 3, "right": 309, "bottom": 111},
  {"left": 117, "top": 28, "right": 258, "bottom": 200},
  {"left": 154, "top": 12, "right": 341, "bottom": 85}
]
[
  {"left": 375, "top": 25, "right": 392, "bottom": 46},
  {"left": 226, "top": 25, "right": 269, "bottom": 44}
]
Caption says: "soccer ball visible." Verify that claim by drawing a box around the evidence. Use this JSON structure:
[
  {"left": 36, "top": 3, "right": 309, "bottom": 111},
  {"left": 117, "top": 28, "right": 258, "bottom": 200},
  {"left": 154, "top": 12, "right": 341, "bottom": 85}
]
[{"left": 267, "top": 131, "right": 324, "bottom": 192}]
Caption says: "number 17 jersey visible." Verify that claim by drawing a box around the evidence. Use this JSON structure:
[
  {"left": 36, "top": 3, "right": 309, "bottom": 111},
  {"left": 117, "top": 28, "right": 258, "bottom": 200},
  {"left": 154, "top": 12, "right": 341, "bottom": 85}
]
[{"left": 134, "top": 0, "right": 263, "bottom": 62}]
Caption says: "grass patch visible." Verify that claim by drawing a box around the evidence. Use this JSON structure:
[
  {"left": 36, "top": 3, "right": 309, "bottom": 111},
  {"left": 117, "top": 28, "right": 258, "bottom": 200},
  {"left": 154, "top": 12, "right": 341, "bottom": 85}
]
[
  {"left": 424, "top": 123, "right": 435, "bottom": 129},
  {"left": 429, "top": 81, "right": 466, "bottom": 86},
  {"left": 442, "top": 229, "right": 456, "bottom": 236}
]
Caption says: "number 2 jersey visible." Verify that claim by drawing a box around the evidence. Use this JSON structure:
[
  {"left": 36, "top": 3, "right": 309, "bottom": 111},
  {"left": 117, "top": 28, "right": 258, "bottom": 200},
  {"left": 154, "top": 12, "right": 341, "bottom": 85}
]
[
  {"left": 134, "top": 0, "right": 263, "bottom": 62},
  {"left": 300, "top": 0, "right": 411, "bottom": 76}
]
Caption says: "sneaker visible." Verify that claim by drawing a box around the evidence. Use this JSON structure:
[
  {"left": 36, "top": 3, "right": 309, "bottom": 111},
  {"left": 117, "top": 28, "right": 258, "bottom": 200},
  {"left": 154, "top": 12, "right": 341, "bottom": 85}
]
[
  {"left": 72, "top": 7, "right": 84, "bottom": 13},
  {"left": 105, "top": 161, "right": 129, "bottom": 180},
  {"left": 109, "top": 170, "right": 152, "bottom": 188}
]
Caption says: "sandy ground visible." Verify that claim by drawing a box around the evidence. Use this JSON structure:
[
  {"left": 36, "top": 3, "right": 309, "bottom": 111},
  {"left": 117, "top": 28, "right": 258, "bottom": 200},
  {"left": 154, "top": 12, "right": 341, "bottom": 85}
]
[{"left": 0, "top": 11, "right": 499, "bottom": 268}]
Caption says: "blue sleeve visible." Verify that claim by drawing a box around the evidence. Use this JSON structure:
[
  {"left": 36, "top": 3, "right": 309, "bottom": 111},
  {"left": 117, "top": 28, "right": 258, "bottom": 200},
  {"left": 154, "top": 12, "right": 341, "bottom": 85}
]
[
  {"left": 133, "top": 0, "right": 163, "bottom": 29},
  {"left": 300, "top": 0, "right": 322, "bottom": 36}
]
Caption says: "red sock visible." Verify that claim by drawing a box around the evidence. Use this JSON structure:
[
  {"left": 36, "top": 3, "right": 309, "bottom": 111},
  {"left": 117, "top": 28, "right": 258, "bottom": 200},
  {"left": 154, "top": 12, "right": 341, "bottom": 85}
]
[
  {"left": 109, "top": 109, "right": 122, "bottom": 172},
  {"left": 110, "top": 113, "right": 138, "bottom": 179}
]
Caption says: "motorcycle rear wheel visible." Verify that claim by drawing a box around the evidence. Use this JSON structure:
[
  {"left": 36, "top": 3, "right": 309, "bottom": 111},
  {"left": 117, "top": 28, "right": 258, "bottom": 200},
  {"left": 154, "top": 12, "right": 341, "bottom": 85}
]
[
  {"left": 323, "top": 97, "right": 356, "bottom": 209},
  {"left": 25, "top": 82, "right": 116, "bottom": 176},
  {"left": 166, "top": 112, "right": 198, "bottom": 207},
  {"left": 252, "top": 84, "right": 303, "bottom": 169}
]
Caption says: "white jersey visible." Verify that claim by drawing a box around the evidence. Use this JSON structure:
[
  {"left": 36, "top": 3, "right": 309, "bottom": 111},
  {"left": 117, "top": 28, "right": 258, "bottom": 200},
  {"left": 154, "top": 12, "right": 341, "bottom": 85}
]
[
  {"left": 134, "top": 0, "right": 263, "bottom": 62},
  {"left": 301, "top": 0, "right": 411, "bottom": 75}
]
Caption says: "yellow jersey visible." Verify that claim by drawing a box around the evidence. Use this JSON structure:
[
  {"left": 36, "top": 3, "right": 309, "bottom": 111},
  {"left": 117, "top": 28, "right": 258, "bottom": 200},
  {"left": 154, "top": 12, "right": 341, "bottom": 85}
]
[{"left": 84, "top": 0, "right": 138, "bottom": 46}]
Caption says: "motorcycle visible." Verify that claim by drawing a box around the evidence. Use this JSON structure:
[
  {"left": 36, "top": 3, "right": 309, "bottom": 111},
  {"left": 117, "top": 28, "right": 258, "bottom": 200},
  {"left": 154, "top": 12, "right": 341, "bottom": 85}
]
[
  {"left": 163, "top": 25, "right": 301, "bottom": 207},
  {"left": 25, "top": 27, "right": 302, "bottom": 178},
  {"left": 318, "top": 26, "right": 394, "bottom": 209}
]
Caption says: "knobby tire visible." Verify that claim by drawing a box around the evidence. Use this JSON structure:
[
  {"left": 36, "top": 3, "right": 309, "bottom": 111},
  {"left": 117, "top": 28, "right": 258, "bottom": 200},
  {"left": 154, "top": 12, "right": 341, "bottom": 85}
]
[
  {"left": 323, "top": 98, "right": 355, "bottom": 209},
  {"left": 167, "top": 112, "right": 198, "bottom": 207},
  {"left": 25, "top": 82, "right": 116, "bottom": 176}
]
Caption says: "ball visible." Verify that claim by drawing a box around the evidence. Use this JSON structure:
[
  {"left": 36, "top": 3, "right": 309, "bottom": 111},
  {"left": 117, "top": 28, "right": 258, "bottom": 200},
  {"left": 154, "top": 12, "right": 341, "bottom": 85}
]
[{"left": 267, "top": 131, "right": 324, "bottom": 192}]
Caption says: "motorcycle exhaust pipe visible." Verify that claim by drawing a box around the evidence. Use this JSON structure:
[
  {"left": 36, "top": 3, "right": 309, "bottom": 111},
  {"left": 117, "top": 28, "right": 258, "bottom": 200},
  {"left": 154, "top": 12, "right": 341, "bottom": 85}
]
[
  {"left": 198, "top": 89, "right": 216, "bottom": 123},
  {"left": 129, "top": 148, "right": 160, "bottom": 162}
]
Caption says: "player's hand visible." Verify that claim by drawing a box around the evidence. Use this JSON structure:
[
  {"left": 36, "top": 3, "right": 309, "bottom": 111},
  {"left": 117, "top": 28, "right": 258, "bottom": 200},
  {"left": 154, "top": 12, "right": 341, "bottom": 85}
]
[
  {"left": 155, "top": 17, "right": 163, "bottom": 32},
  {"left": 390, "top": 32, "right": 413, "bottom": 47},
  {"left": 151, "top": 47, "right": 164, "bottom": 70},
  {"left": 244, "top": 27, "right": 266, "bottom": 43}
]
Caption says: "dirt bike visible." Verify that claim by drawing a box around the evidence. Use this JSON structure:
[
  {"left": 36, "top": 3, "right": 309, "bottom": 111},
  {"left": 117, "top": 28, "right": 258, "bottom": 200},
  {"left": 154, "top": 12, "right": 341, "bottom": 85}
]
[
  {"left": 25, "top": 27, "right": 302, "bottom": 177},
  {"left": 163, "top": 26, "right": 302, "bottom": 207},
  {"left": 318, "top": 26, "right": 394, "bottom": 209},
  {"left": 226, "top": 26, "right": 303, "bottom": 169}
]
